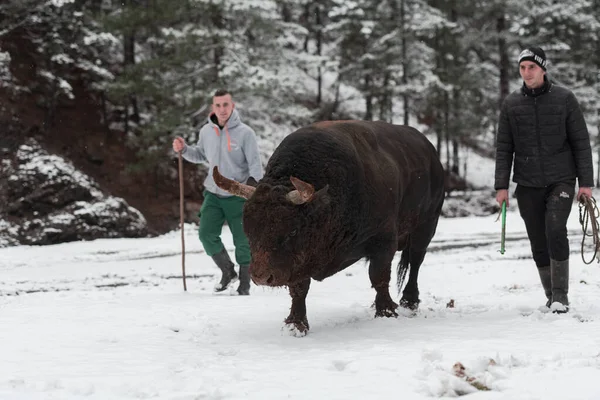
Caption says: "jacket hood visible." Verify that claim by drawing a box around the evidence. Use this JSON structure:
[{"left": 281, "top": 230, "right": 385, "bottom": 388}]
[{"left": 208, "top": 108, "right": 242, "bottom": 129}]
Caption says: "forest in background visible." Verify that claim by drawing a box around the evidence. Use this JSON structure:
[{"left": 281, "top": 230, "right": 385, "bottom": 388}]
[{"left": 1, "top": 0, "right": 599, "bottom": 232}]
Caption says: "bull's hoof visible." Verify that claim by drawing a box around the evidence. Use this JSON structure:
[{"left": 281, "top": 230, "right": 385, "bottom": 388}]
[
  {"left": 375, "top": 307, "right": 398, "bottom": 318},
  {"left": 283, "top": 316, "right": 310, "bottom": 337},
  {"left": 374, "top": 299, "right": 399, "bottom": 318},
  {"left": 399, "top": 297, "right": 420, "bottom": 311}
]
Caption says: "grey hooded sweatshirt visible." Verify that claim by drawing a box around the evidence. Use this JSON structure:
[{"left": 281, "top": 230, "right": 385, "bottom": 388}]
[{"left": 182, "top": 109, "right": 263, "bottom": 197}]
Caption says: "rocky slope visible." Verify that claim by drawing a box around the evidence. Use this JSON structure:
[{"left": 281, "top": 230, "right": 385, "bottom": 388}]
[{"left": 0, "top": 138, "right": 148, "bottom": 247}]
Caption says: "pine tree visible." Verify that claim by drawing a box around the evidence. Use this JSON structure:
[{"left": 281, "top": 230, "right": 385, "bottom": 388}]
[
  {"left": 0, "top": 0, "right": 114, "bottom": 128},
  {"left": 516, "top": 0, "right": 600, "bottom": 186}
]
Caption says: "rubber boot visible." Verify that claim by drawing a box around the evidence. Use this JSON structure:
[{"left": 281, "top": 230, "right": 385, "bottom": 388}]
[
  {"left": 550, "top": 258, "right": 569, "bottom": 313},
  {"left": 537, "top": 265, "right": 552, "bottom": 308},
  {"left": 237, "top": 264, "right": 250, "bottom": 295},
  {"left": 212, "top": 248, "right": 238, "bottom": 292}
]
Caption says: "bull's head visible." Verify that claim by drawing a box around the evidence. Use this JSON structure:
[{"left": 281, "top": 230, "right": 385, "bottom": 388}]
[
  {"left": 212, "top": 166, "right": 317, "bottom": 205},
  {"left": 212, "top": 166, "right": 331, "bottom": 286}
]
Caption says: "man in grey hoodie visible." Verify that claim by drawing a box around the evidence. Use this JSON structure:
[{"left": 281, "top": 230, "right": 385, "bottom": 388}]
[{"left": 173, "top": 89, "right": 263, "bottom": 295}]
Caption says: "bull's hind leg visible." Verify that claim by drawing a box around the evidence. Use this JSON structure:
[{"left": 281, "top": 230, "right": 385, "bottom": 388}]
[
  {"left": 368, "top": 236, "right": 399, "bottom": 318},
  {"left": 399, "top": 249, "right": 425, "bottom": 310},
  {"left": 399, "top": 216, "right": 440, "bottom": 310}
]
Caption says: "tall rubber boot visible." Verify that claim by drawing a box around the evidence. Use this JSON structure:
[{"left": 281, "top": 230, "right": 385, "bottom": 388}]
[
  {"left": 537, "top": 265, "right": 552, "bottom": 308},
  {"left": 550, "top": 259, "right": 569, "bottom": 313},
  {"left": 237, "top": 264, "right": 250, "bottom": 295},
  {"left": 212, "top": 248, "right": 238, "bottom": 292}
]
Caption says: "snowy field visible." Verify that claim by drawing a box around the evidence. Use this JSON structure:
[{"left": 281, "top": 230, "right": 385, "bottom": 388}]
[{"left": 2, "top": 206, "right": 600, "bottom": 399}]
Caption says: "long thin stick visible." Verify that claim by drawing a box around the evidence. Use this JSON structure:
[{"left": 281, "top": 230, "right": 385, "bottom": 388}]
[
  {"left": 500, "top": 201, "right": 506, "bottom": 255},
  {"left": 178, "top": 151, "right": 187, "bottom": 291}
]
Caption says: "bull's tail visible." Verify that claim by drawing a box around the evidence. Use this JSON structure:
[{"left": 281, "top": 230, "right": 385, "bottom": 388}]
[{"left": 396, "top": 249, "right": 410, "bottom": 295}]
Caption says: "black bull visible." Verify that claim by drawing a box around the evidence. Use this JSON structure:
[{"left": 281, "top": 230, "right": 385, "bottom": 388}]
[{"left": 213, "top": 120, "right": 445, "bottom": 335}]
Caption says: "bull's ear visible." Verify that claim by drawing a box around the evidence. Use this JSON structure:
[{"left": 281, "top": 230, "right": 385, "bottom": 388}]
[
  {"left": 287, "top": 176, "right": 315, "bottom": 205},
  {"left": 312, "top": 184, "right": 330, "bottom": 206},
  {"left": 246, "top": 176, "right": 259, "bottom": 187}
]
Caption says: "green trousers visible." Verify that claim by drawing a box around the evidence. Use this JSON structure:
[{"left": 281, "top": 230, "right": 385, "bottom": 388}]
[{"left": 198, "top": 191, "right": 251, "bottom": 266}]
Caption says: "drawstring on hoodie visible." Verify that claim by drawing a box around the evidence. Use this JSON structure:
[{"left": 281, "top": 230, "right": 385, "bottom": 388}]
[{"left": 212, "top": 125, "right": 232, "bottom": 152}]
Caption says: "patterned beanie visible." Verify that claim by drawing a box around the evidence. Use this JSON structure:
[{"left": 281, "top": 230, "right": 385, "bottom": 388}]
[{"left": 518, "top": 46, "right": 547, "bottom": 71}]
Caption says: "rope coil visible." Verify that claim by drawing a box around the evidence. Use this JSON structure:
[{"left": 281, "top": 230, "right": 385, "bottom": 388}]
[{"left": 578, "top": 195, "right": 600, "bottom": 264}]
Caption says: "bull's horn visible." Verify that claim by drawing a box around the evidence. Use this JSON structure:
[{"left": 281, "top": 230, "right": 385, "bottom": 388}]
[
  {"left": 212, "top": 166, "right": 256, "bottom": 200},
  {"left": 287, "top": 176, "right": 315, "bottom": 205}
]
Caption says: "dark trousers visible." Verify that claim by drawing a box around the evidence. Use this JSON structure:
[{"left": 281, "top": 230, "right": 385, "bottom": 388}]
[{"left": 515, "top": 181, "right": 575, "bottom": 267}]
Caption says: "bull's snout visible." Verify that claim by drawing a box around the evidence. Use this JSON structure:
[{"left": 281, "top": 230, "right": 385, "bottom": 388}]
[
  {"left": 249, "top": 264, "right": 275, "bottom": 286},
  {"left": 249, "top": 264, "right": 286, "bottom": 287},
  {"left": 251, "top": 272, "right": 275, "bottom": 286}
]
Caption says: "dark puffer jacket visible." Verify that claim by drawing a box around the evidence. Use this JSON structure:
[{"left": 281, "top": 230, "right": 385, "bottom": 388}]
[{"left": 494, "top": 79, "right": 593, "bottom": 190}]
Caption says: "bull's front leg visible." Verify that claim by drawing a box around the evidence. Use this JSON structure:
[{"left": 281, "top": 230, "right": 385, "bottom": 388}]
[
  {"left": 283, "top": 278, "right": 311, "bottom": 337},
  {"left": 368, "top": 243, "right": 398, "bottom": 318}
]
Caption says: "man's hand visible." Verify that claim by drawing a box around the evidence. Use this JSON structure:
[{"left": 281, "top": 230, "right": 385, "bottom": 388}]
[
  {"left": 173, "top": 137, "right": 186, "bottom": 153},
  {"left": 496, "top": 189, "right": 509, "bottom": 207},
  {"left": 577, "top": 186, "right": 593, "bottom": 201}
]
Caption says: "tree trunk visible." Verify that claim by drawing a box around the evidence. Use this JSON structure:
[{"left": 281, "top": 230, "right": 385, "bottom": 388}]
[
  {"left": 451, "top": 88, "right": 460, "bottom": 174},
  {"left": 433, "top": 28, "right": 442, "bottom": 156},
  {"left": 302, "top": 3, "right": 310, "bottom": 53},
  {"left": 364, "top": 74, "right": 373, "bottom": 120},
  {"left": 497, "top": 14, "right": 510, "bottom": 110},
  {"left": 592, "top": 0, "right": 600, "bottom": 188},
  {"left": 123, "top": 27, "right": 137, "bottom": 132},
  {"left": 280, "top": 2, "right": 292, "bottom": 22},
  {"left": 449, "top": 4, "right": 459, "bottom": 174},
  {"left": 379, "top": 73, "right": 392, "bottom": 122},
  {"left": 444, "top": 91, "right": 450, "bottom": 172},
  {"left": 333, "top": 79, "right": 341, "bottom": 115},
  {"left": 452, "top": 138, "right": 460, "bottom": 174},
  {"left": 597, "top": 72, "right": 600, "bottom": 188},
  {"left": 44, "top": 75, "right": 59, "bottom": 131},
  {"left": 596, "top": 146, "right": 600, "bottom": 188},
  {"left": 210, "top": 4, "right": 225, "bottom": 82},
  {"left": 401, "top": 0, "right": 409, "bottom": 125},
  {"left": 315, "top": 3, "right": 322, "bottom": 106},
  {"left": 436, "top": 127, "right": 442, "bottom": 157},
  {"left": 101, "top": 91, "right": 110, "bottom": 141}
]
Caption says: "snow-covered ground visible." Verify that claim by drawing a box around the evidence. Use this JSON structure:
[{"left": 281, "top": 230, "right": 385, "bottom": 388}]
[{"left": 2, "top": 205, "right": 600, "bottom": 399}]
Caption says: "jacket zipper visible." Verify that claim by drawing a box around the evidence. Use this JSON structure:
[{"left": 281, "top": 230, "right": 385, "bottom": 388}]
[{"left": 533, "top": 97, "right": 547, "bottom": 186}]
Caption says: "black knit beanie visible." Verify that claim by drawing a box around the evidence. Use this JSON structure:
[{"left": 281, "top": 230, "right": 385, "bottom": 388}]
[{"left": 518, "top": 46, "right": 547, "bottom": 71}]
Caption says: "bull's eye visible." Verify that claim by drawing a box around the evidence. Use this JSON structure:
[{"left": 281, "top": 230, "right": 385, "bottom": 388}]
[{"left": 289, "top": 229, "right": 297, "bottom": 237}]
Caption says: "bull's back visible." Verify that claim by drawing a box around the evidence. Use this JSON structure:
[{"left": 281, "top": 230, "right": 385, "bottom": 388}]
[
  {"left": 382, "top": 123, "right": 444, "bottom": 219},
  {"left": 288, "top": 120, "right": 444, "bottom": 208},
  {"left": 316, "top": 121, "right": 434, "bottom": 165},
  {"left": 321, "top": 121, "right": 441, "bottom": 178},
  {"left": 371, "top": 122, "right": 438, "bottom": 168},
  {"left": 326, "top": 121, "right": 444, "bottom": 217}
]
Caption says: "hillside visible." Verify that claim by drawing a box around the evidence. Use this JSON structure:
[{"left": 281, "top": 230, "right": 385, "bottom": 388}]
[{"left": 0, "top": 29, "right": 499, "bottom": 248}]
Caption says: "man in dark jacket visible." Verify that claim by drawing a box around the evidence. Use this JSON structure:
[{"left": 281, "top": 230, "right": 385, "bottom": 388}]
[{"left": 494, "top": 46, "right": 593, "bottom": 313}]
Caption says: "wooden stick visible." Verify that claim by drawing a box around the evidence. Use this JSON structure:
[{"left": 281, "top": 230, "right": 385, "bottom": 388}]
[
  {"left": 178, "top": 151, "right": 187, "bottom": 291},
  {"left": 500, "top": 200, "right": 506, "bottom": 255}
]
